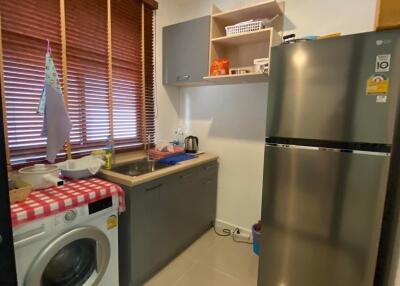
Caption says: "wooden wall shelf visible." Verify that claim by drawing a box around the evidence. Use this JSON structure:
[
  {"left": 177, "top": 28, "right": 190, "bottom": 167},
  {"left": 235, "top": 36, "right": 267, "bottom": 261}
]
[
  {"left": 211, "top": 28, "right": 273, "bottom": 46},
  {"left": 204, "top": 72, "right": 268, "bottom": 85},
  {"left": 212, "top": 0, "right": 283, "bottom": 25},
  {"left": 205, "top": 0, "right": 284, "bottom": 85}
]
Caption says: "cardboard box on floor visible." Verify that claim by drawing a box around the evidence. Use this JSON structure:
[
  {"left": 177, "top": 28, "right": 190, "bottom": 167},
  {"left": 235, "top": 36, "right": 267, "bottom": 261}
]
[{"left": 375, "top": 0, "right": 400, "bottom": 30}]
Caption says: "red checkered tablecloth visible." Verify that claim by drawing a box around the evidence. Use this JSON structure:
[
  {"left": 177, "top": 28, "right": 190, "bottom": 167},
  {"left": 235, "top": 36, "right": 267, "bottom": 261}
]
[{"left": 10, "top": 178, "right": 125, "bottom": 227}]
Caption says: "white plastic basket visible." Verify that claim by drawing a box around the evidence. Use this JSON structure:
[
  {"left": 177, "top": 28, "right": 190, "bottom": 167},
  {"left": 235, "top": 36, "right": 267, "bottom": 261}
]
[{"left": 225, "top": 20, "right": 264, "bottom": 36}]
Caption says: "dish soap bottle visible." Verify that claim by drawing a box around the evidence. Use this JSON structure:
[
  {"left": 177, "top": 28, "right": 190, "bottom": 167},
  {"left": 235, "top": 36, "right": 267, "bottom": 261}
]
[
  {"left": 104, "top": 136, "right": 115, "bottom": 170},
  {"left": 173, "top": 128, "right": 185, "bottom": 147}
]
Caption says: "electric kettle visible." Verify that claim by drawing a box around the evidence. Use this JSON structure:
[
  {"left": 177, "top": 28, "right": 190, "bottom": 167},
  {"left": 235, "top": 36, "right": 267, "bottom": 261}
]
[{"left": 184, "top": 136, "right": 199, "bottom": 153}]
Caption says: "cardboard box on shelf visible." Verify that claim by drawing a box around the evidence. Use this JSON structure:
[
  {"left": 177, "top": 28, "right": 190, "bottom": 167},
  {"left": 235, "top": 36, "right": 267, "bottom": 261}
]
[{"left": 375, "top": 0, "right": 400, "bottom": 30}]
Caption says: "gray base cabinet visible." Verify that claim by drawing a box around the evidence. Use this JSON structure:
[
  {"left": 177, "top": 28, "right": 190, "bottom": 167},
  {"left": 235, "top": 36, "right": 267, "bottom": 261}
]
[{"left": 119, "top": 161, "right": 218, "bottom": 286}]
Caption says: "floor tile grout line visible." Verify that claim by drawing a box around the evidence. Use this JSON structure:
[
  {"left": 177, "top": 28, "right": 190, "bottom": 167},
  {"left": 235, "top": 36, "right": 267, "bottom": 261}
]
[
  {"left": 182, "top": 234, "right": 219, "bottom": 261},
  {"left": 148, "top": 230, "right": 258, "bottom": 286},
  {"left": 210, "top": 255, "right": 259, "bottom": 284},
  {"left": 144, "top": 253, "right": 199, "bottom": 286},
  {"left": 189, "top": 232, "right": 258, "bottom": 284},
  {"left": 197, "top": 259, "right": 251, "bottom": 285},
  {"left": 171, "top": 260, "right": 201, "bottom": 286},
  {"left": 171, "top": 232, "right": 222, "bottom": 284},
  {"left": 181, "top": 251, "right": 201, "bottom": 262}
]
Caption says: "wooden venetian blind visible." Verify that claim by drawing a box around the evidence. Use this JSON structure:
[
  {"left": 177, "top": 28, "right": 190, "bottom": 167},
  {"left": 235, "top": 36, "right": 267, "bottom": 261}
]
[
  {"left": 0, "top": 0, "right": 64, "bottom": 165},
  {"left": 65, "top": 0, "right": 110, "bottom": 156},
  {"left": 111, "top": 0, "right": 144, "bottom": 150},
  {"left": 1, "top": 0, "right": 157, "bottom": 165}
]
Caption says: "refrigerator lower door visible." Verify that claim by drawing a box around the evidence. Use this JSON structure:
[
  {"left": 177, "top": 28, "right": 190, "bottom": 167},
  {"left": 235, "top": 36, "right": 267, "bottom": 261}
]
[{"left": 258, "top": 145, "right": 390, "bottom": 286}]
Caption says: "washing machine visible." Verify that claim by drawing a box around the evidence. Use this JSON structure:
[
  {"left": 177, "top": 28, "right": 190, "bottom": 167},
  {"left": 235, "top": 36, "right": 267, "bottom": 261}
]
[{"left": 13, "top": 195, "right": 119, "bottom": 286}]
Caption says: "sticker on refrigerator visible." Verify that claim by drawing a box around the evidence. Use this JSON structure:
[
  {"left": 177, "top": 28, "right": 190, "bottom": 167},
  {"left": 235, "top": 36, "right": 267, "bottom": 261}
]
[
  {"left": 366, "top": 74, "right": 389, "bottom": 95},
  {"left": 375, "top": 54, "right": 391, "bottom": 72},
  {"left": 376, "top": 95, "right": 387, "bottom": 103},
  {"left": 107, "top": 215, "right": 118, "bottom": 230}
]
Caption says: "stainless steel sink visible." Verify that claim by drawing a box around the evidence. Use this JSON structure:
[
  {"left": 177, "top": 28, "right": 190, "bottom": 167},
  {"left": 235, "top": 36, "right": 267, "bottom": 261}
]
[{"left": 111, "top": 159, "right": 170, "bottom": 177}]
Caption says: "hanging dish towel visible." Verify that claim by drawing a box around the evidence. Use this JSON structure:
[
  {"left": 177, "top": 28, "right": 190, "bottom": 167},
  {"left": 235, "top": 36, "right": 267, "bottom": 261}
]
[{"left": 38, "top": 43, "right": 72, "bottom": 163}]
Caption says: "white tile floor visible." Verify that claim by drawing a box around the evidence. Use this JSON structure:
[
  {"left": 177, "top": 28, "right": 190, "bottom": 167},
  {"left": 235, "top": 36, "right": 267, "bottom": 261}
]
[{"left": 145, "top": 230, "right": 259, "bottom": 286}]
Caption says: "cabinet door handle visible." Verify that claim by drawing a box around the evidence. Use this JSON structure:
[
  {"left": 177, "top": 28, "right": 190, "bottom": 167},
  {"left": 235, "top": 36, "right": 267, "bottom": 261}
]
[
  {"left": 202, "top": 180, "right": 213, "bottom": 185},
  {"left": 176, "top": 75, "right": 190, "bottom": 81},
  {"left": 180, "top": 172, "right": 193, "bottom": 179},
  {"left": 204, "top": 164, "right": 216, "bottom": 171},
  {"left": 145, "top": 183, "right": 163, "bottom": 192}
]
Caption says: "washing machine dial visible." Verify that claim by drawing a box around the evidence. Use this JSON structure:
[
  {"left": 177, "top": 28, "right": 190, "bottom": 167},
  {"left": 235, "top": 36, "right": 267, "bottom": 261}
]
[{"left": 64, "top": 210, "right": 77, "bottom": 222}]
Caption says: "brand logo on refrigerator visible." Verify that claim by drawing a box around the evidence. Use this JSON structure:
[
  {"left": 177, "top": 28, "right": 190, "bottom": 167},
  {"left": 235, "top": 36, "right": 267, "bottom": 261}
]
[
  {"left": 375, "top": 54, "right": 391, "bottom": 73},
  {"left": 376, "top": 39, "right": 392, "bottom": 46}
]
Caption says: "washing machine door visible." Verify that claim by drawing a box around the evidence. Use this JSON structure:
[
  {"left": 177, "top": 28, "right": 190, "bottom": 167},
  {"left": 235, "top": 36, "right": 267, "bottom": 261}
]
[{"left": 25, "top": 226, "right": 110, "bottom": 286}]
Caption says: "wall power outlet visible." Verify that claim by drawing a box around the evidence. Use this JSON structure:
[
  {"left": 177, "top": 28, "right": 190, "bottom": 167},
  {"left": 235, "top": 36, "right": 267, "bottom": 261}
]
[{"left": 234, "top": 229, "right": 251, "bottom": 240}]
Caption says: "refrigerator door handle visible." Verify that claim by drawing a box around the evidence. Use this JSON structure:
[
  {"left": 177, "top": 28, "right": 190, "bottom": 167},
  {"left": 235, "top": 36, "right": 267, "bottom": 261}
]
[{"left": 265, "top": 143, "right": 390, "bottom": 157}]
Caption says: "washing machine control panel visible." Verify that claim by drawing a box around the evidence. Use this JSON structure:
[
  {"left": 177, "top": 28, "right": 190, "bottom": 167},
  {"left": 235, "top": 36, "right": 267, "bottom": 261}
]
[
  {"left": 88, "top": 196, "right": 113, "bottom": 214},
  {"left": 54, "top": 196, "right": 116, "bottom": 228},
  {"left": 54, "top": 207, "right": 83, "bottom": 226}
]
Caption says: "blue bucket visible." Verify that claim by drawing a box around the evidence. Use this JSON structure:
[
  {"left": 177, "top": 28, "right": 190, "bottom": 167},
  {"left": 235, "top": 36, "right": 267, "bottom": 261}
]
[{"left": 252, "top": 224, "right": 261, "bottom": 256}]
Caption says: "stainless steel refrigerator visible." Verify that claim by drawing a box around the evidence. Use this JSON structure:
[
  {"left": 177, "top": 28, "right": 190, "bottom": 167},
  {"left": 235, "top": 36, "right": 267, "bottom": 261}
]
[{"left": 258, "top": 30, "right": 400, "bottom": 286}]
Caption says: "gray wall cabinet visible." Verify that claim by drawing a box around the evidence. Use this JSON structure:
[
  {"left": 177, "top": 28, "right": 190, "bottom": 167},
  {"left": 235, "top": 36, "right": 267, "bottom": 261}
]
[
  {"left": 163, "top": 16, "right": 210, "bottom": 86},
  {"left": 119, "top": 160, "right": 218, "bottom": 286}
]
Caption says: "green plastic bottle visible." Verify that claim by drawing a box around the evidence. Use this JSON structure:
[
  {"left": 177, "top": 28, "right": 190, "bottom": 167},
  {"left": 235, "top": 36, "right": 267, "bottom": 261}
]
[{"left": 104, "top": 136, "right": 115, "bottom": 170}]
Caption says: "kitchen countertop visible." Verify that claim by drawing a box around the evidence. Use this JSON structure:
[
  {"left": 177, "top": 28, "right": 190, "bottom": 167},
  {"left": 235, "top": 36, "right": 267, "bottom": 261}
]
[{"left": 98, "top": 153, "right": 218, "bottom": 188}]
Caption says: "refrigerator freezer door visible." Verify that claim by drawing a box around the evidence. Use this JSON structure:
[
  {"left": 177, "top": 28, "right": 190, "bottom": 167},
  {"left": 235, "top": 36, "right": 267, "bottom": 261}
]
[
  {"left": 266, "top": 30, "right": 400, "bottom": 144},
  {"left": 258, "top": 145, "right": 390, "bottom": 286}
]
